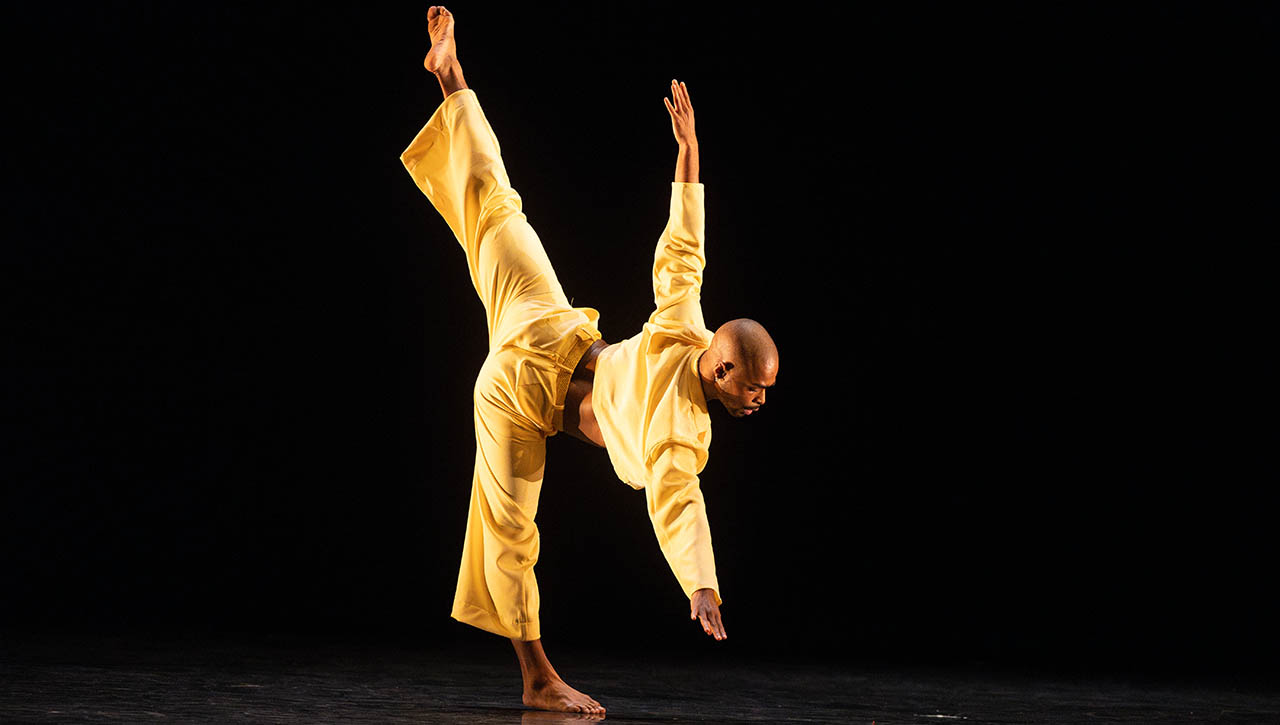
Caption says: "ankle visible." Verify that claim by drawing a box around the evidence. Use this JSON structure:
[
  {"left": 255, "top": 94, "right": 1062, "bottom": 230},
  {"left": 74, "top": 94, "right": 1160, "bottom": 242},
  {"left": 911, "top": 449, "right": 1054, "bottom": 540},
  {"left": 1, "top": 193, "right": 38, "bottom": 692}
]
[
  {"left": 435, "top": 61, "right": 467, "bottom": 97},
  {"left": 524, "top": 674, "right": 557, "bottom": 692}
]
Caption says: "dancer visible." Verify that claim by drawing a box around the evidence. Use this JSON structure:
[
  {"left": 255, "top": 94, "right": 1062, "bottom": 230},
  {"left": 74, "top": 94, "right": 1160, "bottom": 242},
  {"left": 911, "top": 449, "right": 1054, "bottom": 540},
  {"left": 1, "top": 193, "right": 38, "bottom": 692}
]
[{"left": 400, "top": 6, "right": 779, "bottom": 715}]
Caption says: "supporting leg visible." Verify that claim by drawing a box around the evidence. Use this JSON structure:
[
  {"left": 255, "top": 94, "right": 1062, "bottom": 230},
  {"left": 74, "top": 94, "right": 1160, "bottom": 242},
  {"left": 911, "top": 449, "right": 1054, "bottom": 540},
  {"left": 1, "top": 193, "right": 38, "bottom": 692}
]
[{"left": 453, "top": 360, "right": 547, "bottom": 641}]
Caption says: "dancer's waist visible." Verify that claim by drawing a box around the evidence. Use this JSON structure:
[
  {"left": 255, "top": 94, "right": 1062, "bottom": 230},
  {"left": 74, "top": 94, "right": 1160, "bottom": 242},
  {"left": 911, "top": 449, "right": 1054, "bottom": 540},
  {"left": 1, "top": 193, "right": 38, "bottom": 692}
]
[{"left": 551, "top": 324, "right": 603, "bottom": 433}]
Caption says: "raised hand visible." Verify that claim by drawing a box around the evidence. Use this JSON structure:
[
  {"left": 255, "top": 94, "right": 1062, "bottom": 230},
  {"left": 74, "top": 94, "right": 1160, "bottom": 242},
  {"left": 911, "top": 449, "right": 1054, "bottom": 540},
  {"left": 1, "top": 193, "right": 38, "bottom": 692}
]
[
  {"left": 664, "top": 79, "right": 697, "bottom": 147},
  {"left": 690, "top": 588, "right": 727, "bottom": 641}
]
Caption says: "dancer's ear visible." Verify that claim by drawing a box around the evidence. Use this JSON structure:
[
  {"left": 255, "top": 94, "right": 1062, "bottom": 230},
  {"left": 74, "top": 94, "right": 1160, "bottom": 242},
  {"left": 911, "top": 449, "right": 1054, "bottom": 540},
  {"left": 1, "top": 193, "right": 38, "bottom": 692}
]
[{"left": 715, "top": 361, "right": 734, "bottom": 380}]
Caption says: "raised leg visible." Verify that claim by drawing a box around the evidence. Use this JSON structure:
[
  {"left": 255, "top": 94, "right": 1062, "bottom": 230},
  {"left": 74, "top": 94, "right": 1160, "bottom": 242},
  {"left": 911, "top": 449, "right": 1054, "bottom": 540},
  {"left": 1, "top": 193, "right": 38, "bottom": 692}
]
[{"left": 401, "top": 8, "right": 572, "bottom": 344}]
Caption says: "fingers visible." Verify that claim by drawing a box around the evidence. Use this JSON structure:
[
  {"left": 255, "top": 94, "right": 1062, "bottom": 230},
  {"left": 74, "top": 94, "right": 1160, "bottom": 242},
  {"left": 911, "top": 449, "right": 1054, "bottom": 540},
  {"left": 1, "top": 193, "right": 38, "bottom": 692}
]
[
  {"left": 712, "top": 608, "right": 726, "bottom": 640},
  {"left": 664, "top": 96, "right": 676, "bottom": 118},
  {"left": 693, "top": 604, "right": 727, "bottom": 641},
  {"left": 698, "top": 610, "right": 726, "bottom": 641},
  {"left": 669, "top": 79, "right": 693, "bottom": 114},
  {"left": 670, "top": 79, "right": 691, "bottom": 111}
]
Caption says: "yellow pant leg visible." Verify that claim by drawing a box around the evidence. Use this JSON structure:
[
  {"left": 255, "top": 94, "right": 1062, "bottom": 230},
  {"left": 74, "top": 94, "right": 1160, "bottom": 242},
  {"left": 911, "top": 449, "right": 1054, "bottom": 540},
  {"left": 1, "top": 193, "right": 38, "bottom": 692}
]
[
  {"left": 451, "top": 348, "right": 549, "bottom": 641},
  {"left": 401, "top": 88, "right": 578, "bottom": 344},
  {"left": 402, "top": 89, "right": 602, "bottom": 640}
]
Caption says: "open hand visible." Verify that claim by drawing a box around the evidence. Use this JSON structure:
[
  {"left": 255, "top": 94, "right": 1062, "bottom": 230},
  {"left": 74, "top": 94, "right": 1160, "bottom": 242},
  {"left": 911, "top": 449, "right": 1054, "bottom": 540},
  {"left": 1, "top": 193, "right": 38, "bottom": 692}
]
[
  {"left": 690, "top": 588, "right": 726, "bottom": 640},
  {"left": 664, "top": 79, "right": 697, "bottom": 147}
]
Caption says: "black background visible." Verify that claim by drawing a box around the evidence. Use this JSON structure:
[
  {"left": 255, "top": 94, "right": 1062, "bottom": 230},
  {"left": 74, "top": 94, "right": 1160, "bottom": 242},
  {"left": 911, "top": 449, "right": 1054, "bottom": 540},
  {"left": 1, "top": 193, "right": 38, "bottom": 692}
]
[{"left": 6, "top": 2, "right": 1277, "bottom": 680}]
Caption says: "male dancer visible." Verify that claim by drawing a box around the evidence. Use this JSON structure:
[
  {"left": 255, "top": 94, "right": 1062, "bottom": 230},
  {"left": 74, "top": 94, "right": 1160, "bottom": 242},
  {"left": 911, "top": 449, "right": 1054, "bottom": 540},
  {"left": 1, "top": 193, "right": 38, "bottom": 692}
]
[{"left": 401, "top": 7, "right": 779, "bottom": 715}]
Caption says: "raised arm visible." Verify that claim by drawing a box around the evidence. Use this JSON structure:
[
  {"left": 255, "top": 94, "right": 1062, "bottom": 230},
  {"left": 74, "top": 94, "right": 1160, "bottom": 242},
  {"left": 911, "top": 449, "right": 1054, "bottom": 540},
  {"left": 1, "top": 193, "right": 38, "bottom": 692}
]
[
  {"left": 650, "top": 80, "right": 707, "bottom": 329},
  {"left": 665, "top": 79, "right": 699, "bottom": 183}
]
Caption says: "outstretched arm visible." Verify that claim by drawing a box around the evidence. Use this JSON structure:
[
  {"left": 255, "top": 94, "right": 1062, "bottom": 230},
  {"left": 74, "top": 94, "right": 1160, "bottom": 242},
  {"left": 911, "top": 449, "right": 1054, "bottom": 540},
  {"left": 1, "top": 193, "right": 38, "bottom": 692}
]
[
  {"left": 665, "top": 79, "right": 699, "bottom": 183},
  {"left": 646, "top": 441, "right": 726, "bottom": 640}
]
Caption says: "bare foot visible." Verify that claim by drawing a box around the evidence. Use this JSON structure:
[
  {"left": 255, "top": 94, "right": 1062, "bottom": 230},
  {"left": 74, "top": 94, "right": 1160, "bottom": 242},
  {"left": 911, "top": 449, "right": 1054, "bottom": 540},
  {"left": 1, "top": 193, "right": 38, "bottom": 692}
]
[
  {"left": 523, "top": 678, "right": 606, "bottom": 715},
  {"left": 423, "top": 5, "right": 456, "bottom": 73},
  {"left": 521, "top": 710, "right": 606, "bottom": 723}
]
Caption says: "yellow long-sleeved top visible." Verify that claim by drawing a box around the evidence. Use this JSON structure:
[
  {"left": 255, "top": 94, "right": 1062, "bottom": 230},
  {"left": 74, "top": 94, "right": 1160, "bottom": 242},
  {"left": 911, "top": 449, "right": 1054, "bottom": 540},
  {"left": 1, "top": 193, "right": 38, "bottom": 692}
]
[{"left": 592, "top": 182, "right": 721, "bottom": 606}]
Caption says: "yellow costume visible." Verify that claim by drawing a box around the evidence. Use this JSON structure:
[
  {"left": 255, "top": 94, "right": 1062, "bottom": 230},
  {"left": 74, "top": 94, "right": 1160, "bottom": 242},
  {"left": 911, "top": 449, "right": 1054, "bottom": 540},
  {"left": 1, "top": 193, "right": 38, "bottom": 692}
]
[{"left": 400, "top": 89, "right": 719, "bottom": 641}]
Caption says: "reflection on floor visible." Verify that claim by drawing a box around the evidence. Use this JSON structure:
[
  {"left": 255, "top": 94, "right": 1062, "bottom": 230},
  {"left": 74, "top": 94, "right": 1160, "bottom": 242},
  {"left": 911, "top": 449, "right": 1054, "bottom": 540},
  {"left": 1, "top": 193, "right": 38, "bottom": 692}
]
[{"left": 1, "top": 634, "right": 1276, "bottom": 724}]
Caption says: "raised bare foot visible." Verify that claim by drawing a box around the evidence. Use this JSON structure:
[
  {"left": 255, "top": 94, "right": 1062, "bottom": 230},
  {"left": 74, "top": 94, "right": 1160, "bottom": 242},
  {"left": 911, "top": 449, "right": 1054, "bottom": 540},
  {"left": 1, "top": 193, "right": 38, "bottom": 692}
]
[
  {"left": 423, "top": 5, "right": 456, "bottom": 74},
  {"left": 523, "top": 678, "right": 606, "bottom": 715}
]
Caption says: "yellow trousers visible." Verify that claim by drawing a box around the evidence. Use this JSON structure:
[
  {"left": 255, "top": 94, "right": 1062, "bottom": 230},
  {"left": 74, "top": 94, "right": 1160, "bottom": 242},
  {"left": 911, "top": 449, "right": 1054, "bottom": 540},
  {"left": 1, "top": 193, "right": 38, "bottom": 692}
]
[{"left": 400, "top": 89, "right": 602, "bottom": 641}]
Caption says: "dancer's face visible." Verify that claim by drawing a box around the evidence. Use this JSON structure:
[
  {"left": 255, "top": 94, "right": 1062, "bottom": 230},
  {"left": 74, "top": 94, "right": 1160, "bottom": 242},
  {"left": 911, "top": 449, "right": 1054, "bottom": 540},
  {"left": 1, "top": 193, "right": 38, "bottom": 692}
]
[{"left": 714, "top": 360, "right": 776, "bottom": 418}]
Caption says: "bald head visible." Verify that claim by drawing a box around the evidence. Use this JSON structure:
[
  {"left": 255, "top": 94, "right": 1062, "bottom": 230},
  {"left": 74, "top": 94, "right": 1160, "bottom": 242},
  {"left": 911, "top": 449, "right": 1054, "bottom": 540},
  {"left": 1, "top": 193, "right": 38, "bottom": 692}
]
[
  {"left": 710, "top": 318, "right": 779, "bottom": 374},
  {"left": 702, "top": 319, "right": 778, "bottom": 417}
]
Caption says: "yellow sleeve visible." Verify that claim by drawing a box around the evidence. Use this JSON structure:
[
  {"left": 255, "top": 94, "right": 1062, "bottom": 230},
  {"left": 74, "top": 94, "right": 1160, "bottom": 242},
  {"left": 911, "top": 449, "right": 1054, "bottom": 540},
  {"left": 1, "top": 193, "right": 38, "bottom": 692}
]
[
  {"left": 645, "top": 440, "right": 721, "bottom": 605},
  {"left": 649, "top": 182, "right": 707, "bottom": 330}
]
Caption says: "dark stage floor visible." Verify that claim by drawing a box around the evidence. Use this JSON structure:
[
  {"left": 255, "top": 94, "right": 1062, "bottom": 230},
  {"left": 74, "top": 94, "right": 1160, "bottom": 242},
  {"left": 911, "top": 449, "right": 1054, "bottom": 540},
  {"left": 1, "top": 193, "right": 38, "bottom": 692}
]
[{"left": 1, "top": 634, "right": 1276, "bottom": 724}]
